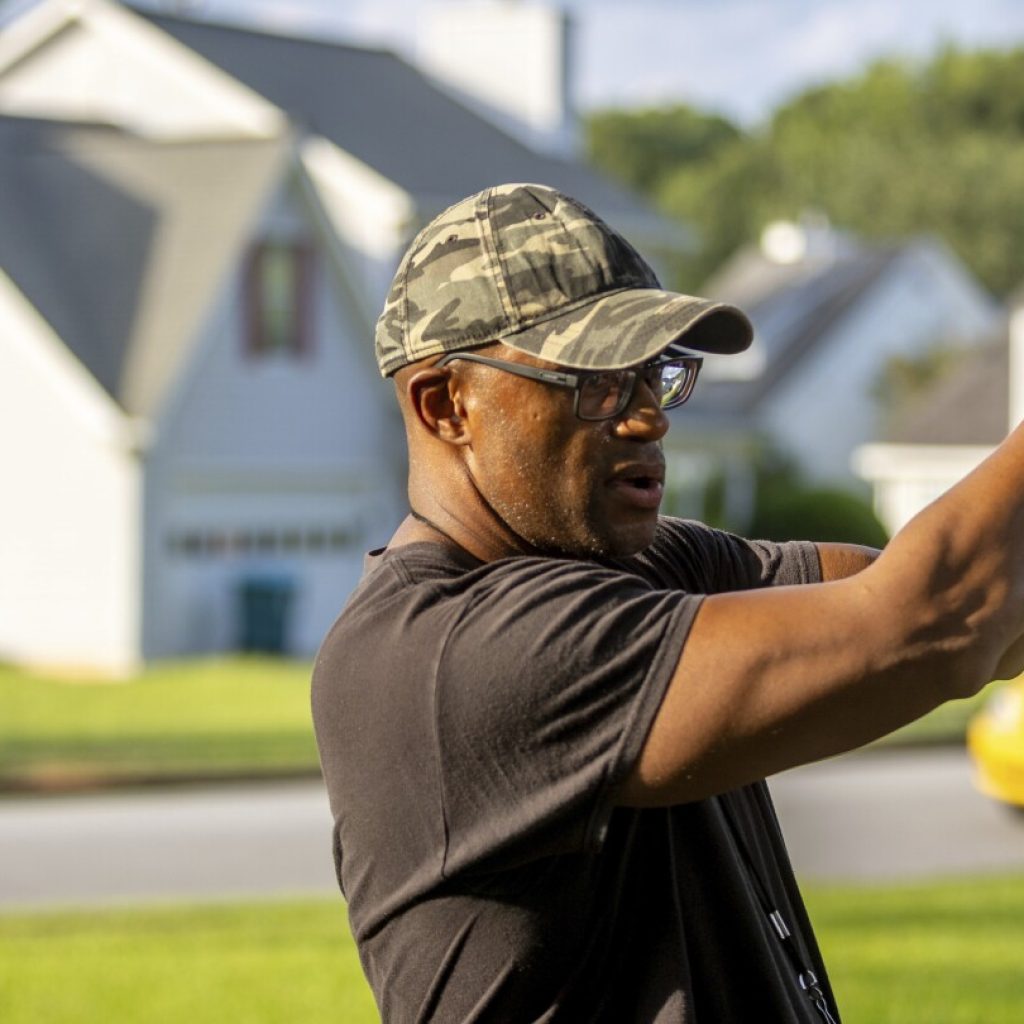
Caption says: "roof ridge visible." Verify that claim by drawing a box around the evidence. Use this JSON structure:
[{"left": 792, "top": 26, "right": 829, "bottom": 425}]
[
  {"left": 134, "top": 4, "right": 401, "bottom": 59},
  {"left": 740, "top": 247, "right": 902, "bottom": 411}
]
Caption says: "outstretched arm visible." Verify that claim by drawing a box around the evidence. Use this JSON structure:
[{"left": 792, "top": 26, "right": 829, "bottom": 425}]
[{"left": 617, "top": 430, "right": 1024, "bottom": 806}]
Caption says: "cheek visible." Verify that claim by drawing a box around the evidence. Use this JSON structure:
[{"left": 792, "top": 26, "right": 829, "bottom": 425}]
[{"left": 472, "top": 412, "right": 587, "bottom": 505}]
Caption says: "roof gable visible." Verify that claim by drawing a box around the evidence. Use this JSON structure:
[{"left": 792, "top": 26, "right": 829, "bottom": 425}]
[
  {"left": 0, "top": 0, "right": 283, "bottom": 138},
  {"left": 0, "top": 114, "right": 288, "bottom": 417},
  {"left": 0, "top": 116, "right": 154, "bottom": 400}
]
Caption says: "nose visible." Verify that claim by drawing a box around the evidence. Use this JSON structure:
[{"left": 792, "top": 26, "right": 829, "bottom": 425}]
[{"left": 613, "top": 378, "right": 669, "bottom": 441}]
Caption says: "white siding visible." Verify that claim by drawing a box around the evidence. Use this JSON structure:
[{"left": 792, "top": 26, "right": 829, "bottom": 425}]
[
  {"left": 758, "top": 245, "right": 998, "bottom": 486},
  {"left": 0, "top": 2, "right": 284, "bottom": 139},
  {"left": 854, "top": 443, "right": 993, "bottom": 536},
  {"left": 0, "top": 275, "right": 141, "bottom": 675},
  {"left": 142, "top": 186, "right": 404, "bottom": 659}
]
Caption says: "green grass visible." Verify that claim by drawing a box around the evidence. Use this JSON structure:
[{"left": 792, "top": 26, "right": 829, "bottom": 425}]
[
  {"left": 0, "top": 658, "right": 1012, "bottom": 790},
  {"left": 0, "top": 658, "right": 319, "bottom": 788},
  {"left": 0, "top": 899, "right": 378, "bottom": 1024},
  {"left": 807, "top": 874, "right": 1024, "bottom": 1022},
  {"left": 3, "top": 876, "right": 1024, "bottom": 1023}
]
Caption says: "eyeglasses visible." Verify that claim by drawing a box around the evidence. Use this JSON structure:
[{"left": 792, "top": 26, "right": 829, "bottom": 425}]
[{"left": 435, "top": 351, "right": 703, "bottom": 421}]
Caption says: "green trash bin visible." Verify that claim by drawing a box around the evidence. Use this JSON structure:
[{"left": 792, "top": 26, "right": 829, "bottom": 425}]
[{"left": 239, "top": 577, "right": 294, "bottom": 653}]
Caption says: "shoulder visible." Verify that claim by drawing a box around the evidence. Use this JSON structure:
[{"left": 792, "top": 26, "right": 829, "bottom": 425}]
[
  {"left": 321, "top": 543, "right": 662, "bottom": 654},
  {"left": 622, "top": 517, "right": 822, "bottom": 592}
]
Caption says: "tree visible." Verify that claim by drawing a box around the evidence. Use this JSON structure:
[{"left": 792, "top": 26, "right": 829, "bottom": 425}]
[
  {"left": 583, "top": 104, "right": 739, "bottom": 195},
  {"left": 584, "top": 46, "right": 1024, "bottom": 296}
]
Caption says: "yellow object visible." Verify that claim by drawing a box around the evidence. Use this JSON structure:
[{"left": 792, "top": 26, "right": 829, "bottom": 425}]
[{"left": 967, "top": 680, "right": 1024, "bottom": 807}]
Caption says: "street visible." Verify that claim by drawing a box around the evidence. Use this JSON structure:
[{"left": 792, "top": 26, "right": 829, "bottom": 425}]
[
  {"left": 1, "top": 747, "right": 1022, "bottom": 909},
  {"left": 772, "top": 745, "right": 1024, "bottom": 881},
  {"left": 0, "top": 778, "right": 337, "bottom": 909}
]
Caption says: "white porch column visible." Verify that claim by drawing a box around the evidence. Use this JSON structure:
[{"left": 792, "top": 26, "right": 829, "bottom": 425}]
[{"left": 1008, "top": 297, "right": 1024, "bottom": 430}]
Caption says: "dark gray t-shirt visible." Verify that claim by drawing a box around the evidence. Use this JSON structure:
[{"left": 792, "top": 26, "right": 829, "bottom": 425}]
[{"left": 312, "top": 517, "right": 834, "bottom": 1023}]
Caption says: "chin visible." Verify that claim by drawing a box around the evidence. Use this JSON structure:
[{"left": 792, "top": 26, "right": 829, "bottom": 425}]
[
  {"left": 604, "top": 527, "right": 657, "bottom": 558},
  {"left": 572, "top": 518, "right": 659, "bottom": 560},
  {"left": 513, "top": 506, "right": 660, "bottom": 560}
]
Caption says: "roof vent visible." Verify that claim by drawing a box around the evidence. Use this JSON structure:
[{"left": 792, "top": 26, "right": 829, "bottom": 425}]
[
  {"left": 760, "top": 221, "right": 806, "bottom": 264},
  {"left": 761, "top": 211, "right": 847, "bottom": 266}
]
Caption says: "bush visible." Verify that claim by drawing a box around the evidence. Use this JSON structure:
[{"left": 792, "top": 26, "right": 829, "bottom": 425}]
[{"left": 748, "top": 485, "right": 889, "bottom": 547}]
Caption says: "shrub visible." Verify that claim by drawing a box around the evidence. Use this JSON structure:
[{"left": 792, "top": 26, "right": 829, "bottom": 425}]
[{"left": 748, "top": 485, "right": 889, "bottom": 547}]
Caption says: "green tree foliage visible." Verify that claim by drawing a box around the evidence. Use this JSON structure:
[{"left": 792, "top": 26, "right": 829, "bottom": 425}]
[
  {"left": 748, "top": 485, "right": 889, "bottom": 547},
  {"left": 703, "top": 449, "right": 889, "bottom": 547},
  {"left": 584, "top": 104, "right": 739, "bottom": 194},
  {"left": 584, "top": 47, "right": 1024, "bottom": 295}
]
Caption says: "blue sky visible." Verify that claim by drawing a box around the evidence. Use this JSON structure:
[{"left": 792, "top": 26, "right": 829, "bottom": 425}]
[{"left": 6, "top": 0, "right": 1024, "bottom": 123}]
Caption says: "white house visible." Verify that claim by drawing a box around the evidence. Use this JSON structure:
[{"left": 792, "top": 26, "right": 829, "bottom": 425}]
[
  {"left": 0, "top": 0, "right": 681, "bottom": 674},
  {"left": 662, "top": 218, "right": 1001, "bottom": 528}
]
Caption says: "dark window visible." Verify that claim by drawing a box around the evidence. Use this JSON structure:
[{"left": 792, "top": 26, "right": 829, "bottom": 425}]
[{"left": 243, "top": 240, "right": 315, "bottom": 357}]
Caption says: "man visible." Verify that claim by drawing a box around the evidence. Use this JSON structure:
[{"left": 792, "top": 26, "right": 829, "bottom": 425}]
[{"left": 312, "top": 183, "right": 1024, "bottom": 1023}]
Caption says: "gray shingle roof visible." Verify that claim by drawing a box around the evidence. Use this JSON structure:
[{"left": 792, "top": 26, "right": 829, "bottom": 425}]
[
  {"left": 138, "top": 9, "right": 671, "bottom": 235},
  {"left": 0, "top": 116, "right": 155, "bottom": 401},
  {"left": 0, "top": 115, "right": 286, "bottom": 415},
  {"left": 684, "top": 245, "right": 898, "bottom": 417},
  {"left": 884, "top": 335, "right": 1009, "bottom": 445}
]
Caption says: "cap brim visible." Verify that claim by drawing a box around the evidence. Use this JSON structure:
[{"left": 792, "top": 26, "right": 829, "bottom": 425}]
[{"left": 498, "top": 288, "right": 752, "bottom": 370}]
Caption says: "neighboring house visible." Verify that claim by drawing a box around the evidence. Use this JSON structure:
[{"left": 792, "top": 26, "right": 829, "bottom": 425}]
[
  {"left": 0, "top": 0, "right": 681, "bottom": 674},
  {"left": 662, "top": 218, "right": 1000, "bottom": 527},
  {"left": 854, "top": 302, "right": 1024, "bottom": 536}
]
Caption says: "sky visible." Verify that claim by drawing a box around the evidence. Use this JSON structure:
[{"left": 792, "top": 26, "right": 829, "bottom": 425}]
[
  {"left": 161, "top": 0, "right": 1024, "bottom": 124},
  {"left": 5, "top": 0, "right": 1024, "bottom": 124}
]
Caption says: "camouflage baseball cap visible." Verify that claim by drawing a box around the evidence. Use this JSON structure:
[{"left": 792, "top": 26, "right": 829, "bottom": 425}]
[{"left": 374, "top": 182, "right": 752, "bottom": 377}]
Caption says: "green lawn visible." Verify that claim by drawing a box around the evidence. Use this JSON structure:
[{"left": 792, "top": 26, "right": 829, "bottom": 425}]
[
  {"left": 808, "top": 874, "right": 1024, "bottom": 1023},
  {"left": 0, "top": 658, "right": 319, "bottom": 789},
  {"left": 0, "top": 900, "right": 378, "bottom": 1024},
  {"left": 0, "top": 658, "right": 1010, "bottom": 790},
  {"left": 3, "top": 875, "right": 1024, "bottom": 1023}
]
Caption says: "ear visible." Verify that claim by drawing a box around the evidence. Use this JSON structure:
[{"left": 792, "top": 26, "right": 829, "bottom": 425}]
[{"left": 406, "top": 368, "right": 471, "bottom": 445}]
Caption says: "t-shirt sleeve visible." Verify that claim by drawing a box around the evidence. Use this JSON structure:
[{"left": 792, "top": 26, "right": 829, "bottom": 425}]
[
  {"left": 433, "top": 558, "right": 701, "bottom": 879},
  {"left": 645, "top": 518, "right": 822, "bottom": 593}
]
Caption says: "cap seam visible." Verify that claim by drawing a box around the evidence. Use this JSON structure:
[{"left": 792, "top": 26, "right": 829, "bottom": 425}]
[
  {"left": 477, "top": 188, "right": 518, "bottom": 331},
  {"left": 400, "top": 252, "right": 413, "bottom": 360},
  {"left": 559, "top": 194, "right": 612, "bottom": 290}
]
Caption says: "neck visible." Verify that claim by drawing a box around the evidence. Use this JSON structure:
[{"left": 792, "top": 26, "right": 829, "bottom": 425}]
[
  {"left": 408, "top": 508, "right": 460, "bottom": 546},
  {"left": 397, "top": 475, "right": 538, "bottom": 562}
]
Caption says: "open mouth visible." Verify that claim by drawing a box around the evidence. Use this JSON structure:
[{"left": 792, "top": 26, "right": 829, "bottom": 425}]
[{"left": 609, "top": 472, "right": 664, "bottom": 509}]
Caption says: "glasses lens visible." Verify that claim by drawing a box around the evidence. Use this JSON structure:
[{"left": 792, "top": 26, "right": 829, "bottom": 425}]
[
  {"left": 658, "top": 362, "right": 687, "bottom": 407},
  {"left": 656, "top": 359, "right": 699, "bottom": 409},
  {"left": 578, "top": 370, "right": 631, "bottom": 419},
  {"left": 576, "top": 359, "right": 699, "bottom": 419}
]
